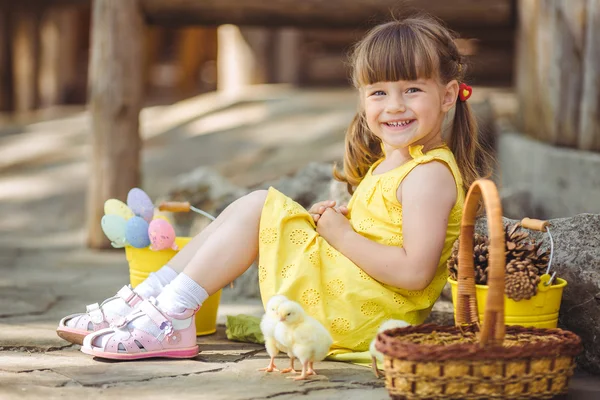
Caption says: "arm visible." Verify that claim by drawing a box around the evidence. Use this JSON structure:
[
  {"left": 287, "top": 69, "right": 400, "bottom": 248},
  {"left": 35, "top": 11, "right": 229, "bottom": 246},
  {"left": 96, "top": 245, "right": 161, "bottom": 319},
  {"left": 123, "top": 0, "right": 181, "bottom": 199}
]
[{"left": 321, "top": 162, "right": 456, "bottom": 290}]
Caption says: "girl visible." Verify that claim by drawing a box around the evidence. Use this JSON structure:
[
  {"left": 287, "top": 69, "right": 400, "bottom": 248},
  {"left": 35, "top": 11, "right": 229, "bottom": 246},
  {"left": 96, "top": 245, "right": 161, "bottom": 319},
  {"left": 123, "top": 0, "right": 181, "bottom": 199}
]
[{"left": 57, "top": 16, "right": 493, "bottom": 360}]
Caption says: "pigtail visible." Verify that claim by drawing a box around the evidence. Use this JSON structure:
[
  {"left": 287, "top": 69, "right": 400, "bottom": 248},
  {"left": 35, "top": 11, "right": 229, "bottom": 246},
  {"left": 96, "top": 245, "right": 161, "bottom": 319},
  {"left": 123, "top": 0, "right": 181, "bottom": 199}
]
[
  {"left": 333, "top": 113, "right": 382, "bottom": 194},
  {"left": 449, "top": 98, "right": 494, "bottom": 194}
]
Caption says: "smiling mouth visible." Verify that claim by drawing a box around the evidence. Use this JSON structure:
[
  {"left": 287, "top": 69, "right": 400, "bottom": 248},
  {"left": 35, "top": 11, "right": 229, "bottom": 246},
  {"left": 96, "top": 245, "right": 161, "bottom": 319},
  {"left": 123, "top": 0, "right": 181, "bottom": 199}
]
[{"left": 384, "top": 120, "right": 415, "bottom": 128}]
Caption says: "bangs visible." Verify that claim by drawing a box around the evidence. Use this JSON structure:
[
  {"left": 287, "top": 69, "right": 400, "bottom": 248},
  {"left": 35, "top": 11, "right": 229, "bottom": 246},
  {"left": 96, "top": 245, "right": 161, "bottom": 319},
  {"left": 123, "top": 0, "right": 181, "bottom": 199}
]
[{"left": 353, "top": 23, "right": 438, "bottom": 87}]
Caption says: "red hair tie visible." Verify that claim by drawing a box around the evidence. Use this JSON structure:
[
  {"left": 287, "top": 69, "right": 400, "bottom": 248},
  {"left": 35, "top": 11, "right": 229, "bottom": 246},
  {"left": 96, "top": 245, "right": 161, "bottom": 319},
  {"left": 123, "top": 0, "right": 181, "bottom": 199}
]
[{"left": 459, "top": 83, "right": 472, "bottom": 101}]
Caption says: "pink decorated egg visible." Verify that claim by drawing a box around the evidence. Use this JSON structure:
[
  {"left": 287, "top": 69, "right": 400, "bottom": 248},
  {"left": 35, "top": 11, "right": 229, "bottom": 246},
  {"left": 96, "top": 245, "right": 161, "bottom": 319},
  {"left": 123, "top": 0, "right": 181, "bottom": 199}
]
[{"left": 148, "top": 218, "right": 178, "bottom": 251}]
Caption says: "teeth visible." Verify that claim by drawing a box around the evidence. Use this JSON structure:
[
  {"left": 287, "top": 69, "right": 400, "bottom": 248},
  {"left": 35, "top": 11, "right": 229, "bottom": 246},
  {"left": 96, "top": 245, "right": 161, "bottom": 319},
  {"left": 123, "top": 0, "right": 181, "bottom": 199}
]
[{"left": 387, "top": 120, "right": 411, "bottom": 127}]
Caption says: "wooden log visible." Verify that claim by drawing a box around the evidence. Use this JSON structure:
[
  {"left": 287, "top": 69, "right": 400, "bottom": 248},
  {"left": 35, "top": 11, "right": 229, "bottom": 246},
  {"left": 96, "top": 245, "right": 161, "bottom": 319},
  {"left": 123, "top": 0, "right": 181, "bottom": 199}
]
[
  {"left": 274, "top": 28, "right": 301, "bottom": 85},
  {"left": 516, "top": 0, "right": 545, "bottom": 140},
  {"left": 553, "top": 0, "right": 586, "bottom": 147},
  {"left": 0, "top": 8, "right": 14, "bottom": 112},
  {"left": 139, "top": 0, "right": 514, "bottom": 29},
  {"left": 12, "top": 8, "right": 42, "bottom": 112},
  {"left": 217, "top": 25, "right": 275, "bottom": 95},
  {"left": 579, "top": 0, "right": 600, "bottom": 151},
  {"left": 39, "top": 8, "right": 79, "bottom": 107},
  {"left": 87, "top": 0, "right": 144, "bottom": 249}
]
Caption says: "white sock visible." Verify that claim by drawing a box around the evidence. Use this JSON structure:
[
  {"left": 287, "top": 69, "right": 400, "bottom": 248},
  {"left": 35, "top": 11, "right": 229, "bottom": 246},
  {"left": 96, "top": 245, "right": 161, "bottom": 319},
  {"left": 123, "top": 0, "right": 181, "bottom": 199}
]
[
  {"left": 155, "top": 273, "right": 209, "bottom": 314},
  {"left": 134, "top": 265, "right": 178, "bottom": 299},
  {"left": 94, "top": 273, "right": 208, "bottom": 349}
]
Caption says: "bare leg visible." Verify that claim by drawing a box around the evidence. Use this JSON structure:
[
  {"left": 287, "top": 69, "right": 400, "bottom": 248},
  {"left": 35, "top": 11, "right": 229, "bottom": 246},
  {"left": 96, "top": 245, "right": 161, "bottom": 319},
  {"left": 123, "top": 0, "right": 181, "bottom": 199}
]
[
  {"left": 182, "top": 190, "right": 268, "bottom": 295},
  {"left": 307, "top": 362, "right": 317, "bottom": 376},
  {"left": 164, "top": 195, "right": 248, "bottom": 272}
]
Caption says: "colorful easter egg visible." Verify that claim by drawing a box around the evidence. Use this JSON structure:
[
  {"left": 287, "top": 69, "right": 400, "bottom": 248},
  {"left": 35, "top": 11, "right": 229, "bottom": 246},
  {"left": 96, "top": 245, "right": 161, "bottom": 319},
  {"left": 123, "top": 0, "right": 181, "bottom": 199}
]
[
  {"left": 125, "top": 216, "right": 151, "bottom": 248},
  {"left": 127, "top": 188, "right": 154, "bottom": 223},
  {"left": 101, "top": 214, "right": 128, "bottom": 248},
  {"left": 148, "top": 218, "right": 178, "bottom": 251},
  {"left": 104, "top": 199, "right": 135, "bottom": 220}
]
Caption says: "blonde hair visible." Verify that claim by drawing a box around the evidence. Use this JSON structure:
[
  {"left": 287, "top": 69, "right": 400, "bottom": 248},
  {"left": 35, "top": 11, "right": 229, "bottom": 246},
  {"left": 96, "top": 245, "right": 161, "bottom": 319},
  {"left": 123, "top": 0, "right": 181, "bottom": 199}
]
[{"left": 333, "top": 16, "right": 494, "bottom": 194}]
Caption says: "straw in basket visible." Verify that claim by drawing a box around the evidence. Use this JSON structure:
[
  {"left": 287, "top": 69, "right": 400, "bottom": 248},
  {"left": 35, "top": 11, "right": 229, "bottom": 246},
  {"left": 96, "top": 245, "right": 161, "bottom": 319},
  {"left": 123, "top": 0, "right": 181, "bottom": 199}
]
[{"left": 375, "top": 179, "right": 582, "bottom": 400}]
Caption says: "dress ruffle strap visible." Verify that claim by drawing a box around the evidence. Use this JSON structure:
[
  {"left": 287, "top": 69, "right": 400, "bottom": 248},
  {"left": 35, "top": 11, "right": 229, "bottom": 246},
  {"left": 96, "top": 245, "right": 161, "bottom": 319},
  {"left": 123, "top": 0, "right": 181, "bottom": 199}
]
[{"left": 408, "top": 145, "right": 434, "bottom": 164}]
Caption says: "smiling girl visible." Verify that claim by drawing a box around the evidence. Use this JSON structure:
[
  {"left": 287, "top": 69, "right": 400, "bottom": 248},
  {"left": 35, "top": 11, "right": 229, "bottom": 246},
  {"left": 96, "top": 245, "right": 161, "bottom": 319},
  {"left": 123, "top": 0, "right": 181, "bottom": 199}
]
[{"left": 58, "top": 16, "right": 493, "bottom": 361}]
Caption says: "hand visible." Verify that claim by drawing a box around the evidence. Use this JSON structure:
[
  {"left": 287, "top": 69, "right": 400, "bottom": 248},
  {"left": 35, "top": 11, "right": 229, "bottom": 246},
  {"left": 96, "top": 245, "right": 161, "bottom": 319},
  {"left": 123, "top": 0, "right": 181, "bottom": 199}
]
[
  {"left": 308, "top": 200, "right": 349, "bottom": 223},
  {"left": 308, "top": 200, "right": 336, "bottom": 223},
  {"left": 316, "top": 207, "right": 352, "bottom": 248}
]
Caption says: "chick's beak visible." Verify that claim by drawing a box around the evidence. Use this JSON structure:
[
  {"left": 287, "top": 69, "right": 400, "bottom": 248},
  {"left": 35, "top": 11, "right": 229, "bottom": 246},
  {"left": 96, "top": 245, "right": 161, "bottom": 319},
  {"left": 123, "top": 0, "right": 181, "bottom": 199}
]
[{"left": 279, "top": 317, "right": 286, "bottom": 322}]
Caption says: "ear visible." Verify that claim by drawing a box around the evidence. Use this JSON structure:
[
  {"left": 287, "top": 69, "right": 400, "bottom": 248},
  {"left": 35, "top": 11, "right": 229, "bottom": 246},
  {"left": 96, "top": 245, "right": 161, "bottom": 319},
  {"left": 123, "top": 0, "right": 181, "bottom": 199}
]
[{"left": 441, "top": 80, "right": 459, "bottom": 113}]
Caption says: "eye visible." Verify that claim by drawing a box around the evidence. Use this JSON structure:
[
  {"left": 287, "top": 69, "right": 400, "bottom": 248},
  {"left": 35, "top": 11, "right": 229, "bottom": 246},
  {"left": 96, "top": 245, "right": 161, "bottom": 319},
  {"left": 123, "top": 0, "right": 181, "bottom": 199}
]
[
  {"left": 406, "top": 87, "right": 421, "bottom": 94},
  {"left": 370, "top": 90, "right": 386, "bottom": 96},
  {"left": 287, "top": 312, "right": 291, "bottom": 316}
]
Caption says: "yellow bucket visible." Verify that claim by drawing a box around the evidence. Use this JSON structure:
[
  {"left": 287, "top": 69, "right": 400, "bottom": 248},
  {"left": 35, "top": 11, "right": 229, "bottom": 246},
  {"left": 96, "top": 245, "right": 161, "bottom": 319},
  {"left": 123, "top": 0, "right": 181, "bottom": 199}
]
[
  {"left": 125, "top": 237, "right": 221, "bottom": 336},
  {"left": 448, "top": 277, "right": 567, "bottom": 328}
]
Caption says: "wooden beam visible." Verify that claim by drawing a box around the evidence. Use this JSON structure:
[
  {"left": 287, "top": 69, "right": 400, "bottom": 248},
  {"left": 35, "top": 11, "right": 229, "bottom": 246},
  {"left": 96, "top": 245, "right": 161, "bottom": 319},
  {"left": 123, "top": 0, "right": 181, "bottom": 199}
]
[
  {"left": 87, "top": 0, "right": 144, "bottom": 249},
  {"left": 579, "top": 0, "right": 600, "bottom": 151},
  {"left": 139, "top": 0, "right": 514, "bottom": 29}
]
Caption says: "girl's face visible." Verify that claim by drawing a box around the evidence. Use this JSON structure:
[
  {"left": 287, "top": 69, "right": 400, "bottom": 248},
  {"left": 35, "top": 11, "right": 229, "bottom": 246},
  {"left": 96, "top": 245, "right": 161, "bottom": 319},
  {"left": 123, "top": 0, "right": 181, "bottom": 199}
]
[{"left": 363, "top": 78, "right": 458, "bottom": 153}]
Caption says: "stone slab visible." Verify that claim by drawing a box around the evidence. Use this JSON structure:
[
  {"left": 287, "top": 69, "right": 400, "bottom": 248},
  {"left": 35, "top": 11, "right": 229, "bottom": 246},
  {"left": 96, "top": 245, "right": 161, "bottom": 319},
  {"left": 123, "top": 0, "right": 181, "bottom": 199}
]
[
  {"left": 0, "top": 286, "right": 56, "bottom": 318},
  {"left": 53, "top": 359, "right": 224, "bottom": 387},
  {"left": 0, "top": 370, "right": 71, "bottom": 388},
  {"left": 0, "top": 349, "right": 96, "bottom": 373},
  {"left": 0, "top": 323, "right": 72, "bottom": 351}
]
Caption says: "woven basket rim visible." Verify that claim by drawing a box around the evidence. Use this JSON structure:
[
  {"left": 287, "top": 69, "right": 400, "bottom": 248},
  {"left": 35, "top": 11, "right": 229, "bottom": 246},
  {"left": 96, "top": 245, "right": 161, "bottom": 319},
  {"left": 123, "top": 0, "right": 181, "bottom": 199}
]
[{"left": 376, "top": 324, "right": 582, "bottom": 362}]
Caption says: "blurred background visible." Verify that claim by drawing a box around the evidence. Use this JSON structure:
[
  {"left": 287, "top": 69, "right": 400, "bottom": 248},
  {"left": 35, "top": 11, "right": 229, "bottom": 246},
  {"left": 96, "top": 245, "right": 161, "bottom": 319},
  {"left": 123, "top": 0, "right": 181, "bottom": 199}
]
[{"left": 0, "top": 0, "right": 598, "bottom": 250}]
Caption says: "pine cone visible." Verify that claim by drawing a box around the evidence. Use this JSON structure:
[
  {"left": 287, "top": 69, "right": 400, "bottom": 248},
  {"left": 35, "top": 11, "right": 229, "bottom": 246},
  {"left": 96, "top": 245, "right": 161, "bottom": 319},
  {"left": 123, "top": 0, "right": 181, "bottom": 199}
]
[
  {"left": 447, "top": 239, "right": 459, "bottom": 280},
  {"left": 447, "top": 234, "right": 489, "bottom": 283},
  {"left": 505, "top": 259, "right": 540, "bottom": 301}
]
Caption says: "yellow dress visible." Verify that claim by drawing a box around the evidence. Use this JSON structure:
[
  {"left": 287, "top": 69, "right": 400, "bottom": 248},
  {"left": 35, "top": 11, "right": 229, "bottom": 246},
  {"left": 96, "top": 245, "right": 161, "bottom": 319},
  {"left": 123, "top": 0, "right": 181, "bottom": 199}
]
[{"left": 258, "top": 145, "right": 464, "bottom": 355}]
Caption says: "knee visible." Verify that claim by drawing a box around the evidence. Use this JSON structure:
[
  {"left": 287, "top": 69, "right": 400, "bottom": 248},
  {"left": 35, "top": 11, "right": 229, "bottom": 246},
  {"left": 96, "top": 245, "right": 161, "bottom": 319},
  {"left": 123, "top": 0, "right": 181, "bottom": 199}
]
[{"left": 244, "top": 190, "right": 268, "bottom": 213}]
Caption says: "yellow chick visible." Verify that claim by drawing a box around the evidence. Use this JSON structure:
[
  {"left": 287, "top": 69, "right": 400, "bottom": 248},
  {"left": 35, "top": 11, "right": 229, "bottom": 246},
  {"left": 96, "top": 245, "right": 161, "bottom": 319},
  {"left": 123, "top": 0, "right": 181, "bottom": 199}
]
[
  {"left": 369, "top": 319, "right": 411, "bottom": 378},
  {"left": 258, "top": 294, "right": 289, "bottom": 372},
  {"left": 275, "top": 300, "right": 333, "bottom": 381}
]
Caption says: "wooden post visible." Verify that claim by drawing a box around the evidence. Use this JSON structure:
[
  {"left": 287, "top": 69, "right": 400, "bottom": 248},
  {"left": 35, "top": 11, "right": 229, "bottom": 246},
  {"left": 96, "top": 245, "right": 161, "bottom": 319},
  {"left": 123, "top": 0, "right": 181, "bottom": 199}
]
[
  {"left": 515, "top": 0, "right": 591, "bottom": 148},
  {"left": 515, "top": 0, "right": 539, "bottom": 139},
  {"left": 12, "top": 8, "right": 41, "bottom": 112},
  {"left": 579, "top": 0, "right": 600, "bottom": 151},
  {"left": 39, "top": 8, "right": 79, "bottom": 107},
  {"left": 217, "top": 25, "right": 274, "bottom": 95},
  {"left": 87, "top": 0, "right": 144, "bottom": 249},
  {"left": 553, "top": 0, "right": 586, "bottom": 147},
  {"left": 274, "top": 28, "right": 301, "bottom": 85},
  {"left": 0, "top": 8, "right": 14, "bottom": 112}
]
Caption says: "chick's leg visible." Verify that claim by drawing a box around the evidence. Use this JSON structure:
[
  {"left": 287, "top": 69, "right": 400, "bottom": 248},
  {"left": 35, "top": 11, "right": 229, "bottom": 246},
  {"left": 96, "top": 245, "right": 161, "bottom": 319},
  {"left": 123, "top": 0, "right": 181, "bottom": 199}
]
[
  {"left": 372, "top": 356, "right": 382, "bottom": 378},
  {"left": 307, "top": 361, "right": 317, "bottom": 376},
  {"left": 258, "top": 339, "right": 279, "bottom": 372},
  {"left": 279, "top": 355, "right": 297, "bottom": 374},
  {"left": 293, "top": 361, "right": 311, "bottom": 381},
  {"left": 258, "top": 356, "right": 278, "bottom": 372}
]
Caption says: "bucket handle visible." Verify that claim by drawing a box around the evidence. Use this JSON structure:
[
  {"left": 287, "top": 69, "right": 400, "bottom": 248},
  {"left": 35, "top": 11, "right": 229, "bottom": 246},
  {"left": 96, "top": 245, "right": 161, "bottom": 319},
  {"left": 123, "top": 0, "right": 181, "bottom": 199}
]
[
  {"left": 455, "top": 179, "right": 505, "bottom": 347},
  {"left": 521, "top": 217, "right": 556, "bottom": 285},
  {"left": 158, "top": 201, "right": 216, "bottom": 221}
]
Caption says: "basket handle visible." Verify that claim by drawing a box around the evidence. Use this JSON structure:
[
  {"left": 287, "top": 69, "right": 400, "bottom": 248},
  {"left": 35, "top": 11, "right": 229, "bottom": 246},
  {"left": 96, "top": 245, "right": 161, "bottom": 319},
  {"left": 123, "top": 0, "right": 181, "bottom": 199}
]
[
  {"left": 455, "top": 179, "right": 506, "bottom": 347},
  {"left": 158, "top": 201, "right": 191, "bottom": 213}
]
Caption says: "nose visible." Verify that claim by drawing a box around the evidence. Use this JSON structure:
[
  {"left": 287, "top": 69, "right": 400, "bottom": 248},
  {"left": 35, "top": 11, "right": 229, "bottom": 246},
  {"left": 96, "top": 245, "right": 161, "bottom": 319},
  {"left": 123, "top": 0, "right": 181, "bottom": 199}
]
[{"left": 385, "top": 93, "right": 406, "bottom": 113}]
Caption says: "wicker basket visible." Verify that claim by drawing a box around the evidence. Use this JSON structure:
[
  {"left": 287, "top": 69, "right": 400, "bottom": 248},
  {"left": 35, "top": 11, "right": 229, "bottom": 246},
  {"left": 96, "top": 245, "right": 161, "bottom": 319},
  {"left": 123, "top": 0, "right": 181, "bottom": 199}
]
[{"left": 375, "top": 179, "right": 582, "bottom": 400}]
